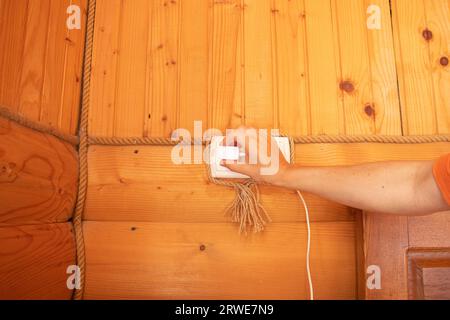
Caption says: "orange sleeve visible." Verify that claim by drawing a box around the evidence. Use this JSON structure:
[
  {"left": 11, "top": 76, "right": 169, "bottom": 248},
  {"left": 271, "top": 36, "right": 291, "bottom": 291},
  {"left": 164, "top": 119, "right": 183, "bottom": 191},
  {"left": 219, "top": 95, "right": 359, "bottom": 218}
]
[{"left": 433, "top": 153, "right": 450, "bottom": 205}]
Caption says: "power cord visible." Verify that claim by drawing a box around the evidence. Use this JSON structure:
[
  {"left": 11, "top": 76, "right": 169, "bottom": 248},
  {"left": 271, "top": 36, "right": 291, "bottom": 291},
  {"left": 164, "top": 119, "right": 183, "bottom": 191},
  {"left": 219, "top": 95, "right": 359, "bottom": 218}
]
[{"left": 297, "top": 190, "right": 314, "bottom": 300}]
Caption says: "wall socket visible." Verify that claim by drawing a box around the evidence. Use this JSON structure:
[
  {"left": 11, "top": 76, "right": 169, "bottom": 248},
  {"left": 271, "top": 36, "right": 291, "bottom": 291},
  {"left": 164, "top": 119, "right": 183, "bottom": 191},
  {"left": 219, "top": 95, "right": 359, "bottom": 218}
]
[{"left": 209, "top": 136, "right": 291, "bottom": 179}]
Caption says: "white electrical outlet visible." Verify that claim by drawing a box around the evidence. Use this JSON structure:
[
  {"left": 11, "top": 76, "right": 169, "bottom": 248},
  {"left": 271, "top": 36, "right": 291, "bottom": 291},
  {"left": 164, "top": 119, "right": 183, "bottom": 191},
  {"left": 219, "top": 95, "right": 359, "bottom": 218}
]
[{"left": 209, "top": 136, "right": 291, "bottom": 179}]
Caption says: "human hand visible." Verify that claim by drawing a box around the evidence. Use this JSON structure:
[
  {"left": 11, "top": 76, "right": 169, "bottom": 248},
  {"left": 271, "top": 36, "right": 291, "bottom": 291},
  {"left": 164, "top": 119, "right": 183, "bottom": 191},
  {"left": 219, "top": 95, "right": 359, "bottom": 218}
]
[{"left": 221, "top": 126, "right": 290, "bottom": 184}]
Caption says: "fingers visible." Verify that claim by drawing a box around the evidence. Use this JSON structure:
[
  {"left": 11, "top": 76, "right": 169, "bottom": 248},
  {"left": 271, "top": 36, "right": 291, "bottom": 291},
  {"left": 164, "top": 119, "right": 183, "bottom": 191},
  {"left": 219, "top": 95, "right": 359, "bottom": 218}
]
[{"left": 220, "top": 159, "right": 241, "bottom": 174}]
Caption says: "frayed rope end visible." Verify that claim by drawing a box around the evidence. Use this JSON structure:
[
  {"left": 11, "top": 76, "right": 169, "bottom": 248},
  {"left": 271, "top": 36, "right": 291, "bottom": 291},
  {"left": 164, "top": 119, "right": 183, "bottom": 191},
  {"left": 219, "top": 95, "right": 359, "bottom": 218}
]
[{"left": 225, "top": 180, "right": 272, "bottom": 234}]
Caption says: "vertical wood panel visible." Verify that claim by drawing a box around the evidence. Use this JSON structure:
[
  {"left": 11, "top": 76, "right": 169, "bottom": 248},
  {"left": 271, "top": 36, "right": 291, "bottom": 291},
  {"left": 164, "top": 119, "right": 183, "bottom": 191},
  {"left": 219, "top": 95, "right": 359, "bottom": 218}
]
[
  {"left": 18, "top": 0, "right": 51, "bottom": 121},
  {"left": 304, "top": 0, "right": 343, "bottom": 134},
  {"left": 334, "top": 0, "right": 374, "bottom": 134},
  {"left": 232, "top": 0, "right": 245, "bottom": 130},
  {"left": 365, "top": 0, "right": 402, "bottom": 135},
  {"left": 89, "top": 0, "right": 121, "bottom": 136},
  {"left": 61, "top": 0, "right": 87, "bottom": 134},
  {"left": 273, "top": 0, "right": 309, "bottom": 136},
  {"left": 393, "top": 0, "right": 437, "bottom": 135},
  {"left": 0, "top": 0, "right": 85, "bottom": 134},
  {"left": 113, "top": 0, "right": 150, "bottom": 137},
  {"left": 178, "top": 0, "right": 209, "bottom": 134},
  {"left": 41, "top": 0, "right": 70, "bottom": 129},
  {"left": 0, "top": 0, "right": 28, "bottom": 110},
  {"left": 425, "top": 0, "right": 450, "bottom": 134},
  {"left": 364, "top": 214, "right": 409, "bottom": 299},
  {"left": 208, "top": 0, "right": 243, "bottom": 132},
  {"left": 147, "top": 0, "right": 180, "bottom": 137},
  {"left": 243, "top": 0, "right": 275, "bottom": 129}
]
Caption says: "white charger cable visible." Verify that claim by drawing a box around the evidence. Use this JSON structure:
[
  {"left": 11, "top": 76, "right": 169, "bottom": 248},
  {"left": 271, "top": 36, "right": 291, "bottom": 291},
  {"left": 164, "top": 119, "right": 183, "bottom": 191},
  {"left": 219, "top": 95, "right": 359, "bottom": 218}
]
[{"left": 297, "top": 190, "right": 314, "bottom": 300}]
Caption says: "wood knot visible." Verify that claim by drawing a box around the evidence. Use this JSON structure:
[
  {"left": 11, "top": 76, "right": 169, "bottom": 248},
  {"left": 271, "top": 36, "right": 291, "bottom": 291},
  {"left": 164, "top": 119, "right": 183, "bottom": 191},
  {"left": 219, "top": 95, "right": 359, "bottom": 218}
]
[
  {"left": 0, "top": 161, "right": 18, "bottom": 182},
  {"left": 440, "top": 56, "right": 449, "bottom": 67},
  {"left": 339, "top": 81, "right": 354, "bottom": 93},
  {"left": 364, "top": 104, "right": 375, "bottom": 117},
  {"left": 422, "top": 29, "right": 433, "bottom": 41},
  {"left": 199, "top": 244, "right": 206, "bottom": 251}
]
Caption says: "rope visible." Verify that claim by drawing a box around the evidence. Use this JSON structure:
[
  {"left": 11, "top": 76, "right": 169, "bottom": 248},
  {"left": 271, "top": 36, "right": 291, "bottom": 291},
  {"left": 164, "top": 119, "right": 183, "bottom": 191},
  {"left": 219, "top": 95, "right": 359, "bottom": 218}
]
[
  {"left": 291, "top": 134, "right": 450, "bottom": 144},
  {"left": 88, "top": 136, "right": 204, "bottom": 146},
  {"left": 88, "top": 134, "right": 450, "bottom": 146},
  {"left": 0, "top": 105, "right": 79, "bottom": 146},
  {"left": 71, "top": 0, "right": 96, "bottom": 300}
]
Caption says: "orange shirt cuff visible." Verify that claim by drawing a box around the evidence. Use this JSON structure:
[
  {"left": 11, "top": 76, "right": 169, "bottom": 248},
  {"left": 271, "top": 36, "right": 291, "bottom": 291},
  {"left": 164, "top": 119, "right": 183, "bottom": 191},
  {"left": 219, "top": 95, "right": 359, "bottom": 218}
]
[{"left": 433, "top": 154, "right": 450, "bottom": 206}]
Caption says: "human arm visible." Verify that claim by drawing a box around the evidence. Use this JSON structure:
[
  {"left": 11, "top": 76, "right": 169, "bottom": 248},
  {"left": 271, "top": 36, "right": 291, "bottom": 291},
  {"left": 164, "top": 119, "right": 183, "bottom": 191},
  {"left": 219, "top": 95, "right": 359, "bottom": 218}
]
[{"left": 222, "top": 127, "right": 450, "bottom": 216}]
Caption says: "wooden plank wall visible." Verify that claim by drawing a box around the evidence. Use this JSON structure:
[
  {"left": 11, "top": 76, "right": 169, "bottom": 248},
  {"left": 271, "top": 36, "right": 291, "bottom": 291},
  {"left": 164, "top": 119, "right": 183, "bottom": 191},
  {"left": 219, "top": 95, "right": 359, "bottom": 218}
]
[
  {"left": 88, "top": 0, "right": 407, "bottom": 137},
  {"left": 0, "top": 0, "right": 87, "bottom": 299},
  {"left": 1, "top": 0, "right": 448, "bottom": 300},
  {"left": 84, "top": 0, "right": 450, "bottom": 299},
  {"left": 0, "top": 0, "right": 87, "bottom": 135}
]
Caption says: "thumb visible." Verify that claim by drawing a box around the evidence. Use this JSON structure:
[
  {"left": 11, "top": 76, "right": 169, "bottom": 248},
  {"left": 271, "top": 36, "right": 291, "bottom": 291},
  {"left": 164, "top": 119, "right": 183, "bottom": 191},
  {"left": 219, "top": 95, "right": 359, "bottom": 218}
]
[{"left": 221, "top": 160, "right": 244, "bottom": 174}]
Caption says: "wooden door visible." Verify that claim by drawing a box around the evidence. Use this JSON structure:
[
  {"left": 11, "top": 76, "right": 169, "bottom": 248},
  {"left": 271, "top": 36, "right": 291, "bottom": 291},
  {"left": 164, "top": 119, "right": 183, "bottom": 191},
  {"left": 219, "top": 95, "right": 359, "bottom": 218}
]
[{"left": 365, "top": 212, "right": 450, "bottom": 300}]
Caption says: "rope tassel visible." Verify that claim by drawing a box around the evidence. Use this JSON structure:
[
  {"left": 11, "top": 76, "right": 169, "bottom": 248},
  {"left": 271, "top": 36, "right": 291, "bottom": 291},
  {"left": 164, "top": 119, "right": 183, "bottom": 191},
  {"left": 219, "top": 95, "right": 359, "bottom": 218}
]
[{"left": 226, "top": 180, "right": 271, "bottom": 234}]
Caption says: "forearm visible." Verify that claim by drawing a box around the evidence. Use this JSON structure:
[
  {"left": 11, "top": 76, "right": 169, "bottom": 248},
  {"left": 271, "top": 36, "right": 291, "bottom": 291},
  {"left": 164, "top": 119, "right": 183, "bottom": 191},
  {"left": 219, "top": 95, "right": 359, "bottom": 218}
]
[{"left": 268, "top": 161, "right": 448, "bottom": 215}]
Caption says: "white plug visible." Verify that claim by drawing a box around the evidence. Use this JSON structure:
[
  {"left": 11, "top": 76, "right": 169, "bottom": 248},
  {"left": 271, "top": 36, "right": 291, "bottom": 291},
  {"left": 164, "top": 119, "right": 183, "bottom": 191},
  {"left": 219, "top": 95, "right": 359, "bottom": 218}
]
[{"left": 209, "top": 136, "right": 291, "bottom": 179}]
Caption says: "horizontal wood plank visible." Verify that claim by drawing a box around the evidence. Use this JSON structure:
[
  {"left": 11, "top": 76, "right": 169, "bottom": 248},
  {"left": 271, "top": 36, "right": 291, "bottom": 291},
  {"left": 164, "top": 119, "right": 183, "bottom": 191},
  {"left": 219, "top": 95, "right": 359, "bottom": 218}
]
[
  {"left": 0, "top": 222, "right": 76, "bottom": 299},
  {"left": 86, "top": 145, "right": 354, "bottom": 223},
  {"left": 83, "top": 221, "right": 357, "bottom": 299},
  {"left": 0, "top": 118, "right": 78, "bottom": 226},
  {"left": 86, "top": 143, "right": 450, "bottom": 223},
  {"left": 294, "top": 142, "right": 450, "bottom": 165}
]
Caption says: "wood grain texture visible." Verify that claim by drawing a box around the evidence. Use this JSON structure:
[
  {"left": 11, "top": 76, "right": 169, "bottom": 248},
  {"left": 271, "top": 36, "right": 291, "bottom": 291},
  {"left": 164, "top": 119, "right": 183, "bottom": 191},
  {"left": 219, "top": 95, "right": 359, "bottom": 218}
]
[
  {"left": 83, "top": 221, "right": 357, "bottom": 300},
  {"left": 80, "top": 0, "right": 450, "bottom": 301},
  {"left": 208, "top": 0, "right": 243, "bottom": 131},
  {"left": 243, "top": 0, "right": 275, "bottom": 129},
  {"left": 60, "top": 0, "right": 87, "bottom": 134},
  {"left": 89, "top": 0, "right": 121, "bottom": 137},
  {"left": 423, "top": 268, "right": 450, "bottom": 300},
  {"left": 334, "top": 0, "right": 374, "bottom": 135},
  {"left": 0, "top": 118, "right": 78, "bottom": 226},
  {"left": 147, "top": 0, "right": 180, "bottom": 137},
  {"left": 178, "top": 0, "right": 209, "bottom": 134},
  {"left": 424, "top": 0, "right": 450, "bottom": 134},
  {"left": 85, "top": 145, "right": 354, "bottom": 223},
  {"left": 0, "top": 222, "right": 76, "bottom": 300},
  {"left": 0, "top": 0, "right": 86, "bottom": 135},
  {"left": 408, "top": 212, "right": 450, "bottom": 247},
  {"left": 113, "top": 0, "right": 150, "bottom": 137},
  {"left": 294, "top": 142, "right": 450, "bottom": 165},
  {"left": 85, "top": 142, "right": 450, "bottom": 223},
  {"left": 0, "top": 0, "right": 28, "bottom": 110},
  {"left": 365, "top": 0, "right": 402, "bottom": 135},
  {"left": 273, "top": 0, "right": 309, "bottom": 136},
  {"left": 304, "top": 0, "right": 343, "bottom": 134},
  {"left": 85, "top": 0, "right": 448, "bottom": 137},
  {"left": 392, "top": 0, "right": 439, "bottom": 135},
  {"left": 364, "top": 213, "right": 409, "bottom": 299},
  {"left": 406, "top": 248, "right": 450, "bottom": 299}
]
